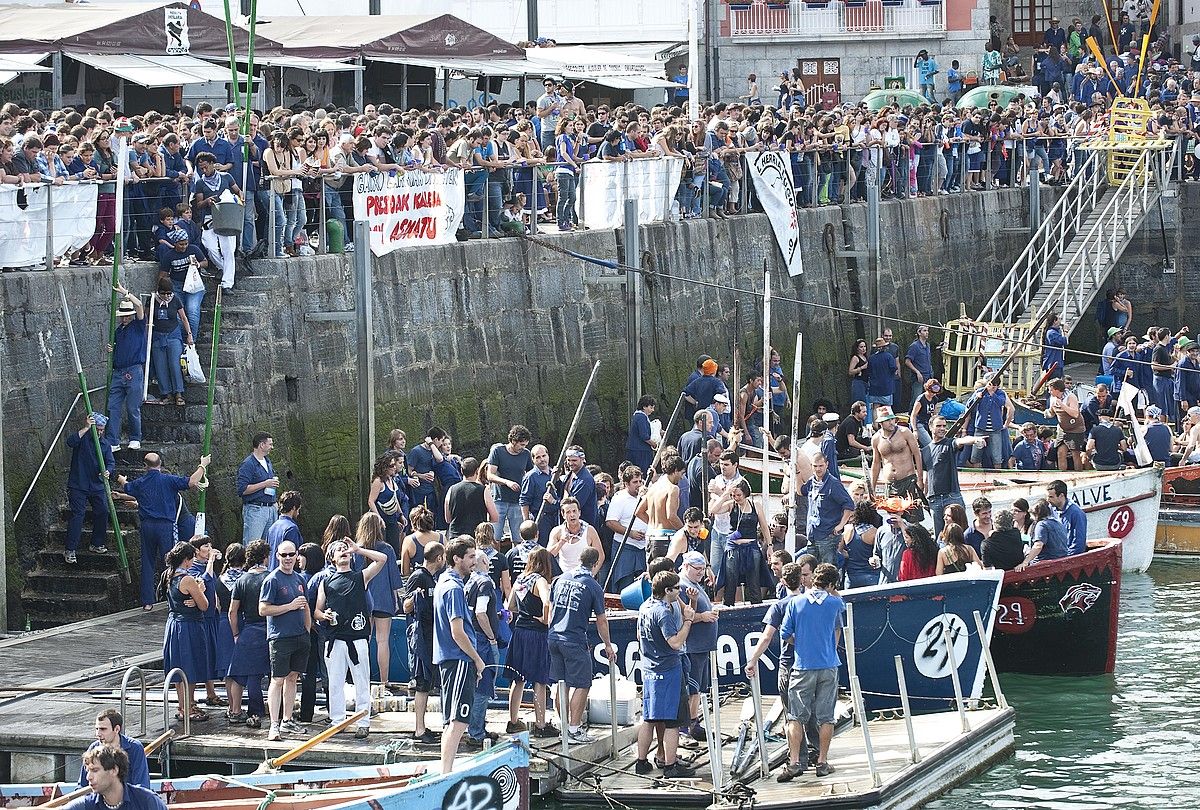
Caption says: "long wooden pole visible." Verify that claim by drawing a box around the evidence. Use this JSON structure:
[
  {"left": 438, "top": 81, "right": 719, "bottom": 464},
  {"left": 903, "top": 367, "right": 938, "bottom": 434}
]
[
  {"left": 786, "top": 332, "right": 802, "bottom": 551},
  {"left": 195, "top": 286, "right": 223, "bottom": 537},
  {"left": 760, "top": 261, "right": 772, "bottom": 529},
  {"left": 58, "top": 283, "right": 129, "bottom": 581},
  {"left": 534, "top": 360, "right": 601, "bottom": 526},
  {"left": 260, "top": 709, "right": 369, "bottom": 771}
]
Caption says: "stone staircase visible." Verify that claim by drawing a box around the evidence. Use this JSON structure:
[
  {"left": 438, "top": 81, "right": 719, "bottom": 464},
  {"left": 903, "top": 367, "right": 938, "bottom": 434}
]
[{"left": 18, "top": 258, "right": 276, "bottom": 629}]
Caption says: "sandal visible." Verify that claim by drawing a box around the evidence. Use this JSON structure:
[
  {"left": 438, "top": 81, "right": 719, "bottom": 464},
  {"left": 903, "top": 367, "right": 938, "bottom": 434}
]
[
  {"left": 206, "top": 695, "right": 228, "bottom": 707},
  {"left": 175, "top": 709, "right": 209, "bottom": 723},
  {"left": 174, "top": 394, "right": 185, "bottom": 406}
]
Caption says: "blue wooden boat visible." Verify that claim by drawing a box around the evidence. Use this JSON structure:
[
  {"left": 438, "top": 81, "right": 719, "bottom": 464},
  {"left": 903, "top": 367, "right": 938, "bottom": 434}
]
[
  {"left": 589, "top": 571, "right": 1004, "bottom": 713},
  {"left": 0, "top": 737, "right": 530, "bottom": 810}
]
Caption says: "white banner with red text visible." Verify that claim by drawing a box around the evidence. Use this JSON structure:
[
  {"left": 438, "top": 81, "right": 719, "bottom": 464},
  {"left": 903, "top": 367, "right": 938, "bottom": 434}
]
[
  {"left": 352, "top": 169, "right": 465, "bottom": 256},
  {"left": 0, "top": 182, "right": 98, "bottom": 268},
  {"left": 578, "top": 157, "right": 684, "bottom": 231},
  {"left": 745, "top": 151, "right": 804, "bottom": 277}
]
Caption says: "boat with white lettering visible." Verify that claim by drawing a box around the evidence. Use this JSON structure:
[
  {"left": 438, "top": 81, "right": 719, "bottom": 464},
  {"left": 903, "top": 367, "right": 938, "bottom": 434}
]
[
  {"left": 0, "top": 737, "right": 530, "bottom": 810},
  {"left": 990, "top": 539, "right": 1122, "bottom": 676},
  {"left": 740, "top": 453, "right": 1160, "bottom": 573},
  {"left": 590, "top": 570, "right": 1004, "bottom": 714}
]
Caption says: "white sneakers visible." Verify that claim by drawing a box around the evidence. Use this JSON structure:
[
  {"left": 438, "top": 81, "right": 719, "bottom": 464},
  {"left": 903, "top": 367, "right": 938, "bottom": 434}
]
[{"left": 128, "top": 440, "right": 141, "bottom": 450}]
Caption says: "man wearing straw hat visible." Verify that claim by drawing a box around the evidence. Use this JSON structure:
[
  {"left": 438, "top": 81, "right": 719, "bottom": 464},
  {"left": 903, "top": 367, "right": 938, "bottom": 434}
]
[{"left": 104, "top": 286, "right": 146, "bottom": 453}]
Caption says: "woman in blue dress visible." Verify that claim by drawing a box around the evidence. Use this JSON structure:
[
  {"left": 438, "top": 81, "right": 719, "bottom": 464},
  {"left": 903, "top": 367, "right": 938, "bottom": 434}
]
[
  {"left": 217, "top": 542, "right": 245, "bottom": 720},
  {"left": 358, "top": 512, "right": 406, "bottom": 691},
  {"left": 188, "top": 536, "right": 231, "bottom": 710},
  {"left": 367, "top": 451, "right": 406, "bottom": 557},
  {"left": 161, "top": 542, "right": 212, "bottom": 723},
  {"left": 227, "top": 539, "right": 271, "bottom": 727}
]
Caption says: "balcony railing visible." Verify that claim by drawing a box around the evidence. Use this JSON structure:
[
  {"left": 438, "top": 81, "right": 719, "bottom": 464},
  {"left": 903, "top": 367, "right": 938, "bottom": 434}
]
[{"left": 728, "top": 0, "right": 946, "bottom": 39}]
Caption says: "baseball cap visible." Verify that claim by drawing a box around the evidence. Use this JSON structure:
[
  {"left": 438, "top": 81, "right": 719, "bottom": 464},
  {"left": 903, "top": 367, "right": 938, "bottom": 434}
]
[
  {"left": 681, "top": 551, "right": 707, "bottom": 568},
  {"left": 1107, "top": 327, "right": 1120, "bottom": 337}
]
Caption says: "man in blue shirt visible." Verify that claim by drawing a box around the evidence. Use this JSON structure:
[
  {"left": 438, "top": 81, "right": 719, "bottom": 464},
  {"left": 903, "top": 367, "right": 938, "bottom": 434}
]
[
  {"left": 800, "top": 454, "right": 855, "bottom": 565},
  {"left": 236, "top": 432, "right": 279, "bottom": 543},
  {"left": 634, "top": 571, "right": 697, "bottom": 779},
  {"left": 1175, "top": 341, "right": 1200, "bottom": 426},
  {"left": 432, "top": 538, "right": 486, "bottom": 774},
  {"left": 677, "top": 550, "right": 719, "bottom": 742},
  {"left": 1046, "top": 480, "right": 1089, "bottom": 555},
  {"left": 258, "top": 539, "right": 311, "bottom": 742},
  {"left": 185, "top": 118, "right": 232, "bottom": 172},
  {"left": 119, "top": 452, "right": 208, "bottom": 608},
  {"left": 904, "top": 326, "right": 934, "bottom": 407},
  {"left": 519, "top": 444, "right": 557, "bottom": 545},
  {"left": 407, "top": 428, "right": 444, "bottom": 526},
  {"left": 673, "top": 65, "right": 689, "bottom": 103},
  {"left": 70, "top": 745, "right": 164, "bottom": 810},
  {"left": 548, "top": 546, "right": 615, "bottom": 744},
  {"left": 78, "top": 709, "right": 149, "bottom": 789},
  {"left": 683, "top": 358, "right": 726, "bottom": 412},
  {"left": 970, "top": 376, "right": 1014, "bottom": 469},
  {"left": 1012, "top": 423, "right": 1045, "bottom": 471},
  {"left": 105, "top": 289, "right": 146, "bottom": 452},
  {"left": 265, "top": 491, "right": 304, "bottom": 569},
  {"left": 626, "top": 396, "right": 657, "bottom": 475},
  {"left": 486, "top": 424, "right": 533, "bottom": 543},
  {"left": 65, "top": 413, "right": 116, "bottom": 564},
  {"left": 866, "top": 338, "right": 897, "bottom": 424},
  {"left": 777, "top": 562, "right": 844, "bottom": 782},
  {"left": 555, "top": 447, "right": 598, "bottom": 526},
  {"left": 221, "top": 115, "right": 258, "bottom": 253}
]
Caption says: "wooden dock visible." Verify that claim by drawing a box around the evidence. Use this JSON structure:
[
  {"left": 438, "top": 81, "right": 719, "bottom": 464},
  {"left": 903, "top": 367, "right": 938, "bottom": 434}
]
[
  {"left": 556, "top": 702, "right": 1016, "bottom": 809},
  {"left": 0, "top": 606, "right": 627, "bottom": 796}
]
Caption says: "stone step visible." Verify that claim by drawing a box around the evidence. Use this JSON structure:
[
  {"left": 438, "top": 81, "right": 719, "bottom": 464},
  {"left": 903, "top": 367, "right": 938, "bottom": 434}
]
[
  {"left": 194, "top": 328, "right": 253, "bottom": 351},
  {"left": 141, "top": 420, "right": 205, "bottom": 444},
  {"left": 215, "top": 345, "right": 252, "bottom": 371},
  {"left": 37, "top": 544, "right": 141, "bottom": 574},
  {"left": 112, "top": 441, "right": 204, "bottom": 472},
  {"left": 141, "top": 403, "right": 211, "bottom": 424},
  {"left": 24, "top": 568, "right": 125, "bottom": 597},
  {"left": 228, "top": 273, "right": 278, "bottom": 293},
  {"left": 211, "top": 307, "right": 259, "bottom": 330},
  {"left": 57, "top": 504, "right": 140, "bottom": 528},
  {"left": 21, "top": 592, "right": 138, "bottom": 630},
  {"left": 202, "top": 289, "right": 269, "bottom": 311}
]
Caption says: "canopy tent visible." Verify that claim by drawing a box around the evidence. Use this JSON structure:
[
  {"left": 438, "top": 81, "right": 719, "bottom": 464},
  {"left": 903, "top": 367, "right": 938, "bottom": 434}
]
[
  {"left": 0, "top": 2, "right": 284, "bottom": 57},
  {"left": 0, "top": 52, "right": 51, "bottom": 85},
  {"left": 524, "top": 44, "right": 666, "bottom": 79},
  {"left": 372, "top": 56, "right": 542, "bottom": 78},
  {"left": 253, "top": 14, "right": 524, "bottom": 61},
  {"left": 236, "top": 56, "right": 363, "bottom": 73},
  {"left": 70, "top": 53, "right": 250, "bottom": 88}
]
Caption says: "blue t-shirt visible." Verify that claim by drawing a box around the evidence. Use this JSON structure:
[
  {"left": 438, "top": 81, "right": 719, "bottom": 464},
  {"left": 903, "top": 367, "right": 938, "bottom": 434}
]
[
  {"left": 764, "top": 593, "right": 797, "bottom": 669},
  {"left": 151, "top": 294, "right": 184, "bottom": 335},
  {"left": 1043, "top": 326, "right": 1067, "bottom": 373},
  {"left": 801, "top": 474, "right": 855, "bottom": 539},
  {"left": 64, "top": 784, "right": 165, "bottom": 810},
  {"left": 678, "top": 578, "right": 716, "bottom": 653},
  {"left": 487, "top": 443, "right": 533, "bottom": 504},
  {"left": 123, "top": 468, "right": 191, "bottom": 522},
  {"left": 433, "top": 569, "right": 476, "bottom": 663},
  {"left": 407, "top": 444, "right": 436, "bottom": 495},
  {"left": 684, "top": 374, "right": 725, "bottom": 410},
  {"left": 548, "top": 568, "right": 605, "bottom": 647},
  {"left": 780, "top": 589, "right": 845, "bottom": 671},
  {"left": 1056, "top": 502, "right": 1088, "bottom": 556},
  {"left": 906, "top": 339, "right": 933, "bottom": 379},
  {"left": 636, "top": 598, "right": 681, "bottom": 673},
  {"left": 465, "top": 571, "right": 499, "bottom": 654},
  {"left": 866, "top": 350, "right": 897, "bottom": 396},
  {"left": 79, "top": 735, "right": 149, "bottom": 788},
  {"left": 1034, "top": 518, "right": 1070, "bottom": 560},
  {"left": 112, "top": 317, "right": 147, "bottom": 370},
  {"left": 265, "top": 515, "right": 303, "bottom": 570},
  {"left": 1145, "top": 422, "right": 1173, "bottom": 463},
  {"left": 1012, "top": 439, "right": 1044, "bottom": 471},
  {"left": 260, "top": 568, "right": 307, "bottom": 640}
]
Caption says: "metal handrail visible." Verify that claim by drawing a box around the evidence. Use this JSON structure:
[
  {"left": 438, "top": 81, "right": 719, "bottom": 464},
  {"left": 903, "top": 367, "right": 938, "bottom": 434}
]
[
  {"left": 974, "top": 150, "right": 1105, "bottom": 325},
  {"left": 13, "top": 386, "right": 104, "bottom": 522},
  {"left": 161, "top": 667, "right": 191, "bottom": 739},
  {"left": 1025, "top": 147, "right": 1173, "bottom": 336},
  {"left": 119, "top": 665, "right": 148, "bottom": 737}
]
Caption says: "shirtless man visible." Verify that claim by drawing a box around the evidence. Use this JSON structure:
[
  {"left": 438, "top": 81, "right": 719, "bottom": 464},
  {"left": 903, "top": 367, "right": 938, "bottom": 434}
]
[
  {"left": 1178, "top": 406, "right": 1200, "bottom": 464},
  {"left": 1046, "top": 378, "right": 1086, "bottom": 471},
  {"left": 869, "top": 406, "right": 923, "bottom": 499},
  {"left": 636, "top": 456, "right": 685, "bottom": 559}
]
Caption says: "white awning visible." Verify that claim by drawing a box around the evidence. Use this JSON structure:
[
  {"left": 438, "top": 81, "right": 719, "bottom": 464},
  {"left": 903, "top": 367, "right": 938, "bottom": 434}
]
[
  {"left": 371, "top": 55, "right": 543, "bottom": 78},
  {"left": 67, "top": 53, "right": 249, "bottom": 87},
  {"left": 241, "top": 56, "right": 363, "bottom": 72},
  {"left": 0, "top": 52, "right": 51, "bottom": 84},
  {"left": 588, "top": 74, "right": 676, "bottom": 90}
]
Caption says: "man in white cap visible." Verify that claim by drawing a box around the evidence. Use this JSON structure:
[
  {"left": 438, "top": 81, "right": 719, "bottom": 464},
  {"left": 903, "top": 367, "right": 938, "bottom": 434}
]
[
  {"left": 1143, "top": 405, "right": 1174, "bottom": 465},
  {"left": 104, "top": 286, "right": 146, "bottom": 452},
  {"left": 707, "top": 393, "right": 734, "bottom": 446},
  {"left": 869, "top": 406, "right": 923, "bottom": 499},
  {"left": 677, "top": 550, "right": 718, "bottom": 741}
]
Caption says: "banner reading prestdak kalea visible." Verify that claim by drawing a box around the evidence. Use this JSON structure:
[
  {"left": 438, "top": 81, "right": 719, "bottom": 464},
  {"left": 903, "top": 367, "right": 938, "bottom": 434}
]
[
  {"left": 745, "top": 151, "right": 804, "bottom": 277},
  {"left": 352, "top": 168, "right": 465, "bottom": 257}
]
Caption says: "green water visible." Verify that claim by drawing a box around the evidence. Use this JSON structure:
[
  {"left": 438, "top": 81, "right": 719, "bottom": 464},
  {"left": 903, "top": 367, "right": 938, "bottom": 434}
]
[{"left": 930, "top": 561, "right": 1200, "bottom": 809}]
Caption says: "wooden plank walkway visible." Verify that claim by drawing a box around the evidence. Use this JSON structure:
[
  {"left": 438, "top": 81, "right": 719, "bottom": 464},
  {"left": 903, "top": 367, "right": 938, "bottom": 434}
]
[{"left": 558, "top": 704, "right": 1015, "bottom": 809}]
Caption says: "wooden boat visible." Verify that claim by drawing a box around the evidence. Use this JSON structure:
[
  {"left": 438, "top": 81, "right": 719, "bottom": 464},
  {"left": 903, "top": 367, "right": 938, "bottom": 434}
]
[
  {"left": 591, "top": 570, "right": 1004, "bottom": 714},
  {"left": 742, "top": 453, "right": 1161, "bottom": 573},
  {"left": 1156, "top": 507, "right": 1200, "bottom": 556},
  {"left": 0, "top": 738, "right": 530, "bottom": 810},
  {"left": 990, "top": 539, "right": 1122, "bottom": 676},
  {"left": 1161, "top": 463, "right": 1200, "bottom": 506}
]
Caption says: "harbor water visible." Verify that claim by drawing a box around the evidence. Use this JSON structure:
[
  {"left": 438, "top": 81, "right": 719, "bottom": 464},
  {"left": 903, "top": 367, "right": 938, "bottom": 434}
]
[
  {"left": 931, "top": 560, "right": 1200, "bottom": 809},
  {"left": 548, "top": 561, "right": 1200, "bottom": 810}
]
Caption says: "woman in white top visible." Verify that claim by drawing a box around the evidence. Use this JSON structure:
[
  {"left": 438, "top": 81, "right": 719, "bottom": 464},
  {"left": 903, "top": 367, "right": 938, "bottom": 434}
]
[{"left": 547, "top": 496, "right": 604, "bottom": 574}]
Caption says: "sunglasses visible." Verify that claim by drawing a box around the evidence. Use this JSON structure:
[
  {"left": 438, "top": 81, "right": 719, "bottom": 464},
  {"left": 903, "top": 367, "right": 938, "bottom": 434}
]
[
  {"left": 279, "top": 552, "right": 297, "bottom": 558},
  {"left": 666, "top": 585, "right": 681, "bottom": 591}
]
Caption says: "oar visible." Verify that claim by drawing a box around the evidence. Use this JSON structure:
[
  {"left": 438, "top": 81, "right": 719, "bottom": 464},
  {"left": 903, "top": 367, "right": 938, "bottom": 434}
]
[
  {"left": 534, "top": 360, "right": 601, "bottom": 526},
  {"left": 144, "top": 729, "right": 175, "bottom": 756},
  {"left": 255, "top": 709, "right": 369, "bottom": 773},
  {"left": 195, "top": 285, "right": 223, "bottom": 537}
]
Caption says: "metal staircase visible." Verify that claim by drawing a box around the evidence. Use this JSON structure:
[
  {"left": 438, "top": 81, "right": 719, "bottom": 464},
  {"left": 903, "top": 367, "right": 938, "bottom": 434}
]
[{"left": 975, "top": 146, "right": 1175, "bottom": 335}]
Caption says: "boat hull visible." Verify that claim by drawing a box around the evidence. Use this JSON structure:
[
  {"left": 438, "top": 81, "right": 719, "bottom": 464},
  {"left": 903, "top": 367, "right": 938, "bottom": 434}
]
[
  {"left": 589, "top": 571, "right": 1004, "bottom": 714},
  {"left": 990, "top": 540, "right": 1122, "bottom": 676},
  {"left": 1162, "top": 463, "right": 1200, "bottom": 507},
  {"left": 0, "top": 740, "right": 530, "bottom": 810},
  {"left": 1155, "top": 506, "right": 1200, "bottom": 556}
]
